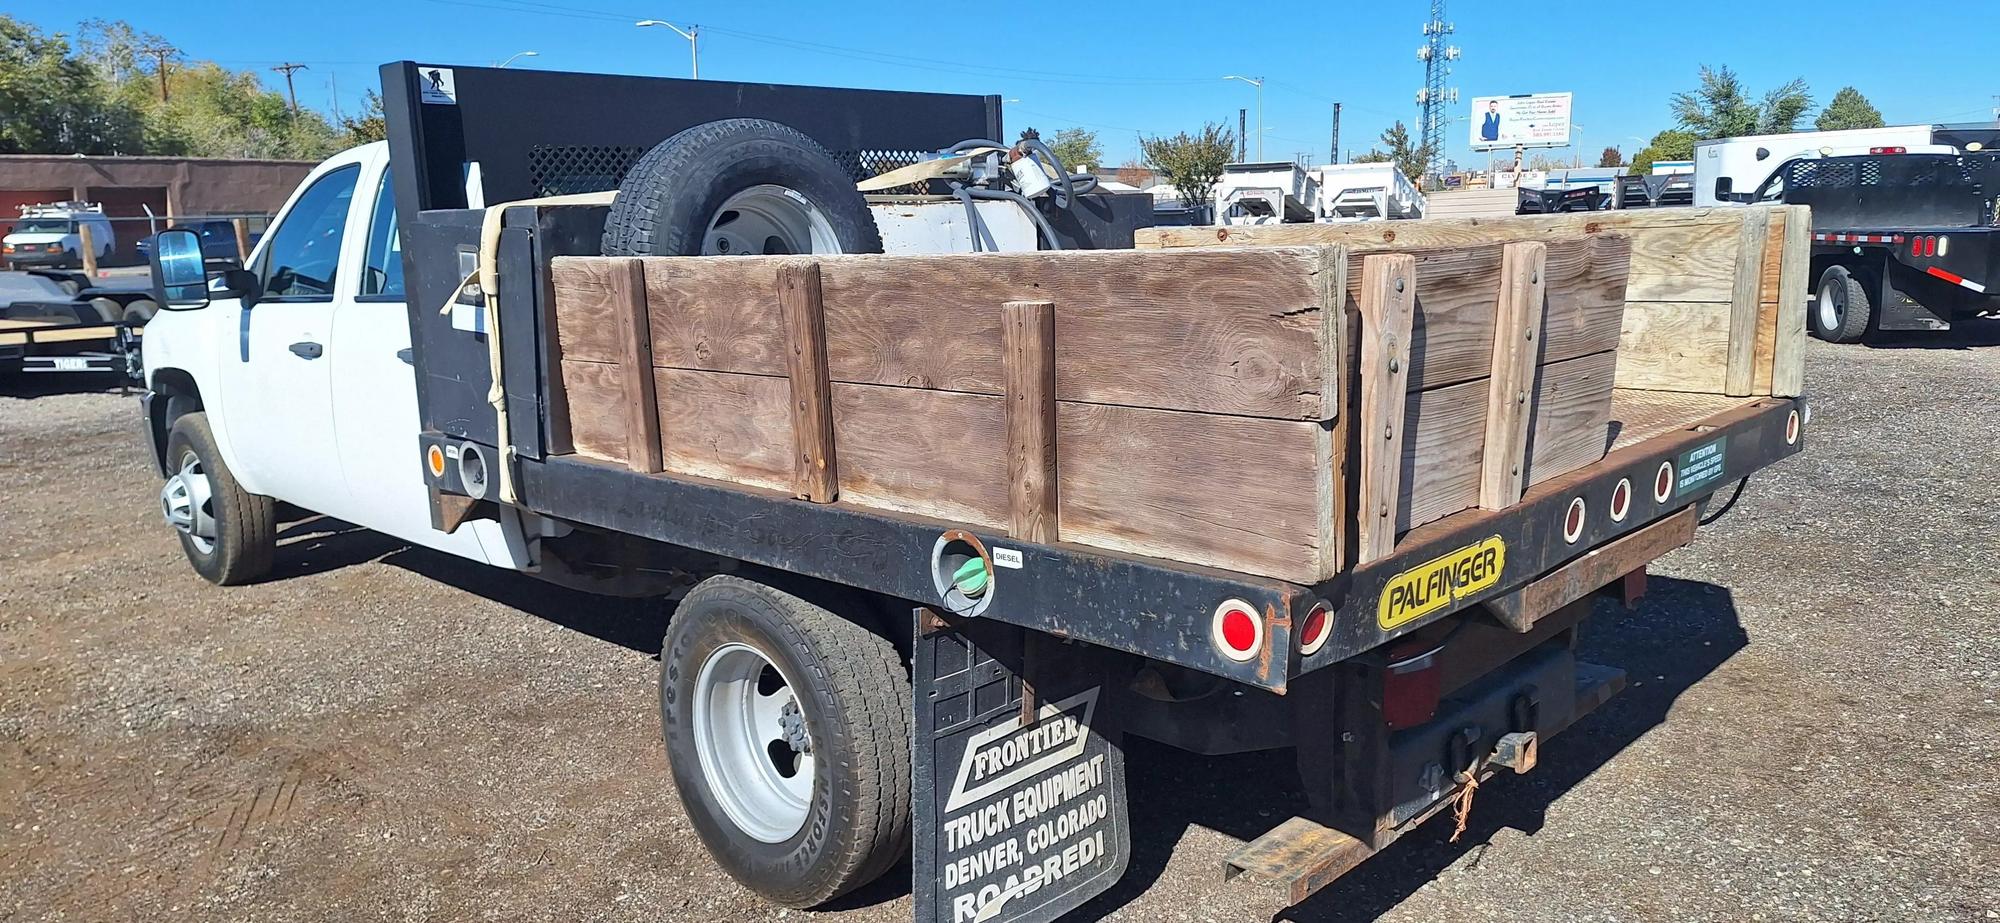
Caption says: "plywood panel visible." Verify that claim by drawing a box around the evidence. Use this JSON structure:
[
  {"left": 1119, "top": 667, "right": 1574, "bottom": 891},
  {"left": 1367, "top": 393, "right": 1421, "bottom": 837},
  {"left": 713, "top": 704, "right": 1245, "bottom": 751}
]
[
  {"left": 1058, "top": 402, "right": 1330, "bottom": 583},
  {"left": 1614, "top": 302, "right": 1730, "bottom": 393},
  {"left": 1138, "top": 207, "right": 1747, "bottom": 304},
  {"left": 549, "top": 258, "right": 623, "bottom": 364},
  {"left": 644, "top": 258, "right": 788, "bottom": 375},
  {"left": 817, "top": 248, "right": 1331, "bottom": 418},
  {"left": 1339, "top": 236, "right": 1628, "bottom": 393},
  {"left": 656, "top": 368, "right": 794, "bottom": 492},
  {"left": 831, "top": 383, "right": 1010, "bottom": 530}
]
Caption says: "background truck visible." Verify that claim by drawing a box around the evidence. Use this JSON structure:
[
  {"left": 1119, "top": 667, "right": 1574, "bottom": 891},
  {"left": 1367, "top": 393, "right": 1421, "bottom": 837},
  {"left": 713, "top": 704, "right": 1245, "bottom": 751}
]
[
  {"left": 1744, "top": 151, "right": 1999, "bottom": 341},
  {"left": 136, "top": 62, "right": 1810, "bottom": 923},
  {"left": 1694, "top": 124, "right": 1946, "bottom": 207},
  {"left": 2, "top": 202, "right": 116, "bottom": 270}
]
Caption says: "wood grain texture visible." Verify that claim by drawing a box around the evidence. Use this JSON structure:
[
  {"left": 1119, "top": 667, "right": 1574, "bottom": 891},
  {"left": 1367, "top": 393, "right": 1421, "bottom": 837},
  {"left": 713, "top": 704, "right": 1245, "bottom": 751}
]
[
  {"left": 1137, "top": 207, "right": 1746, "bottom": 304},
  {"left": 1357, "top": 254, "right": 1417, "bottom": 563},
  {"left": 1002, "top": 300, "right": 1059, "bottom": 543},
  {"left": 1723, "top": 209, "right": 1770, "bottom": 396},
  {"left": 1614, "top": 302, "right": 1730, "bottom": 393},
  {"left": 816, "top": 248, "right": 1331, "bottom": 418},
  {"left": 1479, "top": 242, "right": 1549, "bottom": 510},
  {"left": 608, "top": 257, "right": 662, "bottom": 473},
  {"left": 1772, "top": 204, "right": 1810, "bottom": 398},
  {"left": 557, "top": 359, "right": 627, "bottom": 463},
  {"left": 1056, "top": 402, "right": 1330, "bottom": 583},
  {"left": 831, "top": 383, "right": 1010, "bottom": 530},
  {"left": 1338, "top": 236, "right": 1628, "bottom": 393},
  {"left": 656, "top": 368, "right": 794, "bottom": 492},
  {"left": 779, "top": 260, "right": 838, "bottom": 501},
  {"left": 549, "top": 257, "right": 624, "bottom": 364},
  {"left": 645, "top": 257, "right": 788, "bottom": 375},
  {"left": 1400, "top": 350, "right": 1617, "bottom": 532}
]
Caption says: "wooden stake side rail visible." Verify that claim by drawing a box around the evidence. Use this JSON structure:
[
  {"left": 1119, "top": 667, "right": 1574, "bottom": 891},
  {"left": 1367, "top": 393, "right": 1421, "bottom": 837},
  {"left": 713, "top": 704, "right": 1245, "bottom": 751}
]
[
  {"left": 547, "top": 238, "right": 1633, "bottom": 584},
  {"left": 1136, "top": 205, "right": 1811, "bottom": 399}
]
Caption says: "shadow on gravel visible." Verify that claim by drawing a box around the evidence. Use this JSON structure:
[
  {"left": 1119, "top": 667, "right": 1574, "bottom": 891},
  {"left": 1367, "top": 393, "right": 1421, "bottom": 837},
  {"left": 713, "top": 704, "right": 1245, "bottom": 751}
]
[
  {"left": 1862, "top": 317, "right": 2000, "bottom": 349},
  {"left": 0, "top": 372, "right": 136, "bottom": 399},
  {"left": 1063, "top": 577, "right": 1746, "bottom": 923},
  {"left": 268, "top": 516, "right": 670, "bottom": 654}
]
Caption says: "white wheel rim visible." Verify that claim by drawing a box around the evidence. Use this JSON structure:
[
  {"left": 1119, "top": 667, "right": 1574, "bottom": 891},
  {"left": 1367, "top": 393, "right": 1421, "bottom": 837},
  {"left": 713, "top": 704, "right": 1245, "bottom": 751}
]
[
  {"left": 702, "top": 185, "right": 839, "bottom": 256},
  {"left": 691, "top": 642, "right": 815, "bottom": 843},
  {"left": 160, "top": 451, "right": 218, "bottom": 553},
  {"left": 1817, "top": 277, "right": 1844, "bottom": 332}
]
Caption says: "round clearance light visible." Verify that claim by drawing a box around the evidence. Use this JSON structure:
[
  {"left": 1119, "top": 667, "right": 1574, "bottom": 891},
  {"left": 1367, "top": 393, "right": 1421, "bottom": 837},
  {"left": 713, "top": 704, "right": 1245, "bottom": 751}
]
[
  {"left": 1296, "top": 602, "right": 1333, "bottom": 657},
  {"left": 426, "top": 445, "right": 446, "bottom": 479},
  {"left": 1653, "top": 460, "right": 1676, "bottom": 503},
  {"left": 1610, "top": 477, "right": 1633, "bottom": 523},
  {"left": 1785, "top": 408, "right": 1801, "bottom": 445},
  {"left": 1562, "top": 497, "right": 1587, "bottom": 544},
  {"left": 1211, "top": 599, "right": 1264, "bottom": 663}
]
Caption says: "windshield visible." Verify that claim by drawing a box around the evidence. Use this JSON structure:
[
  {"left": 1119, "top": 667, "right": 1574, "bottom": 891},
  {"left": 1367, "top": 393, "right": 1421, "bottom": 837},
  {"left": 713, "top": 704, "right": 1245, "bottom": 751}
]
[{"left": 12, "top": 218, "right": 73, "bottom": 234}]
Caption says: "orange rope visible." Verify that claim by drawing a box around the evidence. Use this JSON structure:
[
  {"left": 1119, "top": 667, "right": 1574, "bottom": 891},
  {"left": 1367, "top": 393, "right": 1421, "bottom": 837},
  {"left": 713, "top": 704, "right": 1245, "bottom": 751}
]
[{"left": 1449, "top": 767, "right": 1481, "bottom": 843}]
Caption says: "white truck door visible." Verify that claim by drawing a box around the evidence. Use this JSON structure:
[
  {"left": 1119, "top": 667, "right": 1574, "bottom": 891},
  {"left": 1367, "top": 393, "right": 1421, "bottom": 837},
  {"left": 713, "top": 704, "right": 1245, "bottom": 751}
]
[
  {"left": 213, "top": 158, "right": 365, "bottom": 518},
  {"left": 326, "top": 148, "right": 516, "bottom": 564}
]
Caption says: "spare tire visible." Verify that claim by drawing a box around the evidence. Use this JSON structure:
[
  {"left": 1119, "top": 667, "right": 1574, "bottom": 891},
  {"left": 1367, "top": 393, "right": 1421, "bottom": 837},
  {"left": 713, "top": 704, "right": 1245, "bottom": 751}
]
[{"left": 603, "top": 119, "right": 881, "bottom": 257}]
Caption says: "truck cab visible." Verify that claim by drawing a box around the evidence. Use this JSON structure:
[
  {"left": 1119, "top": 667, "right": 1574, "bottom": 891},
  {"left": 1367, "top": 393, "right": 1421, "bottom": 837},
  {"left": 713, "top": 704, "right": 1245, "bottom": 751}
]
[{"left": 140, "top": 141, "right": 529, "bottom": 576}]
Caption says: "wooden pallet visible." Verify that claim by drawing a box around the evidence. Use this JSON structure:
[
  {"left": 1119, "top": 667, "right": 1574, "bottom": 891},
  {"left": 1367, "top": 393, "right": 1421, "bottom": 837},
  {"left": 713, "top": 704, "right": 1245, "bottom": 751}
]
[{"left": 547, "top": 236, "right": 1631, "bottom": 584}]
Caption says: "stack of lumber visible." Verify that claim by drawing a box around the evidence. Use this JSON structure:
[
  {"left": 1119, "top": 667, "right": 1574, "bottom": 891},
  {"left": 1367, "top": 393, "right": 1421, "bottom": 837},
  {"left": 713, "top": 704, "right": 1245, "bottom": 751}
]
[{"left": 547, "top": 233, "right": 1633, "bottom": 584}]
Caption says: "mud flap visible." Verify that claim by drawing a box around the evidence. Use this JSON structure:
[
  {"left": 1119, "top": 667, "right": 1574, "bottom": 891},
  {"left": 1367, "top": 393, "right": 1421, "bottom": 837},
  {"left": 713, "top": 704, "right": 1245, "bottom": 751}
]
[{"left": 912, "top": 612, "right": 1131, "bottom": 923}]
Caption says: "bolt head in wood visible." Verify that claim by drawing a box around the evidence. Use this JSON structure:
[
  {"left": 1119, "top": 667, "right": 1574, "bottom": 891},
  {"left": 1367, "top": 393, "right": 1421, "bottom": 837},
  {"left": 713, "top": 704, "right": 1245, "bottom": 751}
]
[
  {"left": 1388, "top": 357, "right": 1401, "bottom": 373},
  {"left": 1394, "top": 277, "right": 1405, "bottom": 292},
  {"left": 1384, "top": 425, "right": 1394, "bottom": 440}
]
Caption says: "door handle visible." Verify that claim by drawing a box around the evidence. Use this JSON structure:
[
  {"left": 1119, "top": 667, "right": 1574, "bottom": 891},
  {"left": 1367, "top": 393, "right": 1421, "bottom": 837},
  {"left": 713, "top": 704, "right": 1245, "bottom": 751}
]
[
  {"left": 288, "top": 341, "right": 323, "bottom": 359},
  {"left": 396, "top": 347, "right": 414, "bottom": 365}
]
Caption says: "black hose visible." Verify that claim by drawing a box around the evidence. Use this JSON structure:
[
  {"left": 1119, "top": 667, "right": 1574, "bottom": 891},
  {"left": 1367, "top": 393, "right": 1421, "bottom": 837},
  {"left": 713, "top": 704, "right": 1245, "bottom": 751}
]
[{"left": 940, "top": 136, "right": 1098, "bottom": 250}]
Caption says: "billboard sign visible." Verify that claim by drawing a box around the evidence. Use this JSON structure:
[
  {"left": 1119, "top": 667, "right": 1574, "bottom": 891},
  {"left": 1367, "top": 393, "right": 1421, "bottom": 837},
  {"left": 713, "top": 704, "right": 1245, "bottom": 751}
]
[{"left": 1470, "top": 92, "right": 1573, "bottom": 150}]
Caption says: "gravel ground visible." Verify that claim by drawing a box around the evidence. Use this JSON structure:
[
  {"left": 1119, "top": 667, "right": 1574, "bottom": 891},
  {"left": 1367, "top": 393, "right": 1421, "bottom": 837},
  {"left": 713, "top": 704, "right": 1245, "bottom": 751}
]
[{"left": 2, "top": 325, "right": 1996, "bottom": 923}]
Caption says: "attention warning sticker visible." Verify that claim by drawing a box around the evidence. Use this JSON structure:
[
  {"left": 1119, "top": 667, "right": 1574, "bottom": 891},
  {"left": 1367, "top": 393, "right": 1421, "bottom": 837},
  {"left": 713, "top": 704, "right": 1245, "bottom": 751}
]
[{"left": 1676, "top": 438, "right": 1728, "bottom": 497}]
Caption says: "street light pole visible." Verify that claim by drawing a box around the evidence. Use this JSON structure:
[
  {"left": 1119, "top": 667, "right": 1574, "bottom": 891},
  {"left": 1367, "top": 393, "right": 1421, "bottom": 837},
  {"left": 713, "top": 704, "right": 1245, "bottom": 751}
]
[
  {"left": 1224, "top": 75, "right": 1265, "bottom": 160},
  {"left": 496, "top": 50, "right": 540, "bottom": 68},
  {"left": 636, "top": 19, "right": 699, "bottom": 79}
]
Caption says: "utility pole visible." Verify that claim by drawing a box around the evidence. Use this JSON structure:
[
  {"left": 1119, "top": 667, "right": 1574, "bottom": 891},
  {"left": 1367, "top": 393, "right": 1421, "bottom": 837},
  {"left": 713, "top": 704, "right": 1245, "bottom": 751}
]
[
  {"left": 1238, "top": 108, "right": 1247, "bottom": 161},
  {"left": 272, "top": 63, "right": 308, "bottom": 117},
  {"left": 1331, "top": 102, "right": 1342, "bottom": 165},
  {"left": 138, "top": 41, "right": 174, "bottom": 101},
  {"left": 329, "top": 72, "right": 342, "bottom": 124}
]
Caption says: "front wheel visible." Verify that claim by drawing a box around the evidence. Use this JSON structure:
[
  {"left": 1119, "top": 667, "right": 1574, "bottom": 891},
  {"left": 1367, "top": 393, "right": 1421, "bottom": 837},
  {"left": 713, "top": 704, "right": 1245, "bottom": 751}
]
[
  {"left": 660, "top": 575, "right": 911, "bottom": 908},
  {"left": 1812, "top": 264, "right": 1873, "bottom": 343},
  {"left": 162, "top": 413, "right": 276, "bottom": 585}
]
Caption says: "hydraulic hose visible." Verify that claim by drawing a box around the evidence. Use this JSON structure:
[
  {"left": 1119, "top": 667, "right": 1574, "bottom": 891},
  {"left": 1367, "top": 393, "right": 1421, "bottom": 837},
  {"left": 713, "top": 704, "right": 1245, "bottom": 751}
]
[{"left": 941, "top": 136, "right": 1099, "bottom": 249}]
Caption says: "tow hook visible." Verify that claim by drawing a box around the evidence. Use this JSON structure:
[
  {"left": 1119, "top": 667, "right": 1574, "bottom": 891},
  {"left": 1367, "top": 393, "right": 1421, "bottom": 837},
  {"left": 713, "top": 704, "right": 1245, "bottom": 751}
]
[{"left": 1491, "top": 731, "right": 1539, "bottom": 774}]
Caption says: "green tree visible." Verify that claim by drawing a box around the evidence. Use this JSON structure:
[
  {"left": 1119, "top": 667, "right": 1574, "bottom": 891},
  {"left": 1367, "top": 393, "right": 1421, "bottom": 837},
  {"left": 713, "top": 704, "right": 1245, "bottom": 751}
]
[
  {"left": 0, "top": 16, "right": 145, "bottom": 154},
  {"left": 1628, "top": 129, "right": 1696, "bottom": 175},
  {"left": 1350, "top": 149, "right": 1390, "bottom": 164},
  {"left": 1671, "top": 65, "right": 1812, "bottom": 139},
  {"left": 1140, "top": 122, "right": 1235, "bottom": 210},
  {"left": 1046, "top": 127, "right": 1101, "bottom": 171},
  {"left": 1597, "top": 146, "right": 1623, "bottom": 168},
  {"left": 1377, "top": 121, "right": 1431, "bottom": 184},
  {"left": 342, "top": 89, "right": 387, "bottom": 145},
  {"left": 1815, "top": 87, "right": 1885, "bottom": 132}
]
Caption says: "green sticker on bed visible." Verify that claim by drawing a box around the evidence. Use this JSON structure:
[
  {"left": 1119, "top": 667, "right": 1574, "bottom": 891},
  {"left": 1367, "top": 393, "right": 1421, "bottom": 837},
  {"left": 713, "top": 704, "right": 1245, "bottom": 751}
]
[{"left": 1677, "top": 438, "right": 1727, "bottom": 497}]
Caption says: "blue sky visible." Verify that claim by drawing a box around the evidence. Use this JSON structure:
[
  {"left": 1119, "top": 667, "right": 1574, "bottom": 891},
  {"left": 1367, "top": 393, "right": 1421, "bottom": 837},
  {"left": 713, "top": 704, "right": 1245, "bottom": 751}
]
[{"left": 26, "top": 0, "right": 2000, "bottom": 167}]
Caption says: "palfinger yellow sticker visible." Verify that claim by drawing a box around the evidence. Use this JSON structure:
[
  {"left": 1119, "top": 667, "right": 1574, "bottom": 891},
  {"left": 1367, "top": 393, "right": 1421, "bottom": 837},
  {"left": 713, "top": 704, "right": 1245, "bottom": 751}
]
[{"left": 1378, "top": 536, "right": 1506, "bottom": 631}]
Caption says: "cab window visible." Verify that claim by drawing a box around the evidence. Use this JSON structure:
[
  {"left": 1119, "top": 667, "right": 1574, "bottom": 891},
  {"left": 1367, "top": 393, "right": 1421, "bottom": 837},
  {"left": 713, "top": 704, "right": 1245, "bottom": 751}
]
[
  {"left": 258, "top": 164, "right": 360, "bottom": 301},
  {"left": 359, "top": 170, "right": 404, "bottom": 299}
]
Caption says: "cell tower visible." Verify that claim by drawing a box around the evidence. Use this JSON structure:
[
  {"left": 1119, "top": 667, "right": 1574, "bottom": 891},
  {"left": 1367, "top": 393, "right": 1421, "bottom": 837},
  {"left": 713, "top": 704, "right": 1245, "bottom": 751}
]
[{"left": 1414, "top": 0, "right": 1460, "bottom": 186}]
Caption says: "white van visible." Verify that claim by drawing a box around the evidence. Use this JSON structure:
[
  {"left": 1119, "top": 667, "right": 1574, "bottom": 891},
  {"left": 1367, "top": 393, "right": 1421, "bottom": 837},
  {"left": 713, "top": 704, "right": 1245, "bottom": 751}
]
[{"left": 2, "top": 202, "right": 116, "bottom": 270}]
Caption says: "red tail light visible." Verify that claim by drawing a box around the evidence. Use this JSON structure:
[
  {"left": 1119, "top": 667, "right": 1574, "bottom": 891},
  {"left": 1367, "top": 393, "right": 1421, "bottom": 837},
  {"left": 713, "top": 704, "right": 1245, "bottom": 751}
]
[
  {"left": 1211, "top": 599, "right": 1264, "bottom": 663},
  {"left": 1923, "top": 236, "right": 1937, "bottom": 257},
  {"left": 1297, "top": 602, "right": 1332, "bottom": 657},
  {"left": 1868, "top": 146, "right": 1906, "bottom": 155},
  {"left": 1383, "top": 638, "right": 1445, "bottom": 730}
]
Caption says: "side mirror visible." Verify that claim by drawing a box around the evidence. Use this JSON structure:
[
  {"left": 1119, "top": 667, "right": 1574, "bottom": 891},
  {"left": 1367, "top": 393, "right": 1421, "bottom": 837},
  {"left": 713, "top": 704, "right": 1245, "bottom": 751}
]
[
  {"left": 150, "top": 229, "right": 210, "bottom": 309},
  {"left": 1713, "top": 177, "right": 1733, "bottom": 200}
]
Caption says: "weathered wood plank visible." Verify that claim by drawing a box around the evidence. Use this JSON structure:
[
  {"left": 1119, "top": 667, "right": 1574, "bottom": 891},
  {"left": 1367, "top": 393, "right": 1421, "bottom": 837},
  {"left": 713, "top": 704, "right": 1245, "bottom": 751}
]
[
  {"left": 831, "top": 383, "right": 1010, "bottom": 530},
  {"left": 645, "top": 258, "right": 788, "bottom": 375},
  {"left": 1614, "top": 302, "right": 1730, "bottom": 393},
  {"left": 1772, "top": 204, "right": 1811, "bottom": 397},
  {"left": 1138, "top": 207, "right": 1745, "bottom": 304},
  {"left": 549, "top": 257, "right": 624, "bottom": 364},
  {"left": 608, "top": 258, "right": 662, "bottom": 474},
  {"left": 1338, "top": 236, "right": 1628, "bottom": 393},
  {"left": 1479, "top": 242, "right": 1548, "bottom": 510},
  {"left": 1723, "top": 209, "right": 1770, "bottom": 396},
  {"left": 558, "top": 359, "right": 627, "bottom": 463},
  {"left": 656, "top": 368, "right": 794, "bottom": 492},
  {"left": 1401, "top": 350, "right": 1617, "bottom": 532},
  {"left": 1357, "top": 254, "right": 1417, "bottom": 563},
  {"left": 779, "top": 260, "right": 838, "bottom": 502},
  {"left": 1002, "top": 300, "right": 1059, "bottom": 543},
  {"left": 1057, "top": 403, "right": 1329, "bottom": 584},
  {"left": 817, "top": 248, "right": 1332, "bottom": 418}
]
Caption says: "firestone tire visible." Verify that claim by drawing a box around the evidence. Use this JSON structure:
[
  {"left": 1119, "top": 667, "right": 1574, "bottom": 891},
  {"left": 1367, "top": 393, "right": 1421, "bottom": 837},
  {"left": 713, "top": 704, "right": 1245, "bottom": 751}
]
[
  {"left": 1812, "top": 264, "right": 1873, "bottom": 344},
  {"left": 659, "top": 575, "right": 911, "bottom": 909},
  {"left": 163, "top": 413, "right": 276, "bottom": 585},
  {"left": 601, "top": 118, "right": 882, "bottom": 258}
]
